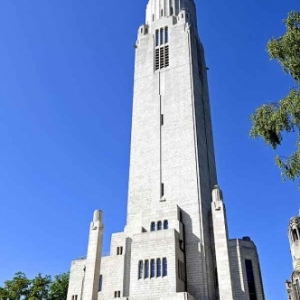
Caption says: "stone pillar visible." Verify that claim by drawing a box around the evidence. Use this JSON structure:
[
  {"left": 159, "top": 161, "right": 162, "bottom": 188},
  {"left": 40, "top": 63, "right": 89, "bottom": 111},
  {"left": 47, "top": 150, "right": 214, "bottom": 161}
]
[
  {"left": 82, "top": 210, "right": 104, "bottom": 300},
  {"left": 212, "top": 185, "right": 235, "bottom": 300}
]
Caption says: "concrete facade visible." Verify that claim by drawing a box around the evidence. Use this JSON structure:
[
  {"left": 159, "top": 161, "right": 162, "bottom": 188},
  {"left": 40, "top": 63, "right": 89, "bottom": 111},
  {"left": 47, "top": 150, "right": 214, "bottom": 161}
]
[{"left": 66, "top": 1, "right": 265, "bottom": 299}]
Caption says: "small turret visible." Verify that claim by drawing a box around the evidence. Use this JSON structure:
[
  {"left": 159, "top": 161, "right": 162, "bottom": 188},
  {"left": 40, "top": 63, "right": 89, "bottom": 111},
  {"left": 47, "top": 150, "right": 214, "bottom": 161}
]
[
  {"left": 82, "top": 210, "right": 104, "bottom": 300},
  {"left": 289, "top": 212, "right": 300, "bottom": 271},
  {"left": 286, "top": 210, "right": 300, "bottom": 300},
  {"left": 211, "top": 185, "right": 235, "bottom": 300}
]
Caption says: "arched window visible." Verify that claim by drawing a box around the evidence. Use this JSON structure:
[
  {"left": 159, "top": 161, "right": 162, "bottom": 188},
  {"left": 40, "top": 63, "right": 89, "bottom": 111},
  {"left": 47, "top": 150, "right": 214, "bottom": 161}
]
[
  {"left": 150, "top": 259, "right": 155, "bottom": 278},
  {"left": 163, "top": 258, "right": 167, "bottom": 277},
  {"left": 157, "top": 221, "right": 162, "bottom": 231},
  {"left": 98, "top": 275, "right": 103, "bottom": 291},
  {"left": 157, "top": 258, "right": 161, "bottom": 277},
  {"left": 163, "top": 220, "right": 168, "bottom": 229},
  {"left": 151, "top": 222, "right": 156, "bottom": 231},
  {"left": 138, "top": 261, "right": 144, "bottom": 279}
]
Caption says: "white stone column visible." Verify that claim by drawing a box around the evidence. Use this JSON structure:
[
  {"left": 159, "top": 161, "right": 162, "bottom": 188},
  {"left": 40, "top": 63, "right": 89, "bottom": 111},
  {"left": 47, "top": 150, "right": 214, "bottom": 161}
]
[
  {"left": 212, "top": 186, "right": 235, "bottom": 300},
  {"left": 82, "top": 210, "right": 104, "bottom": 300}
]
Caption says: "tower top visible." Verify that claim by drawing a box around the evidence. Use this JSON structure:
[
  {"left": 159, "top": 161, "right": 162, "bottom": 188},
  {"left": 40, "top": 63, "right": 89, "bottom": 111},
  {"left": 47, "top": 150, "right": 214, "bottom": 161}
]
[{"left": 145, "top": 0, "right": 197, "bottom": 26}]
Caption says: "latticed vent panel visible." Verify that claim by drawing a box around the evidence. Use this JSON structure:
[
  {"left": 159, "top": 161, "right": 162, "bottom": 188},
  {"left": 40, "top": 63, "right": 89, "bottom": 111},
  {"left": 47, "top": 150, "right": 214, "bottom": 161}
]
[
  {"left": 155, "top": 48, "right": 160, "bottom": 70},
  {"left": 155, "top": 46, "right": 169, "bottom": 70}
]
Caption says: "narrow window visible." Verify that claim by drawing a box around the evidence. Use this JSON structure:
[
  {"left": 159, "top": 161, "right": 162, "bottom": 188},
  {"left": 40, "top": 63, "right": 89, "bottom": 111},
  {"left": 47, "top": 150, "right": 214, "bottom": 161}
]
[
  {"left": 245, "top": 259, "right": 257, "bottom": 300},
  {"left": 165, "top": 27, "right": 168, "bottom": 44},
  {"left": 161, "top": 114, "right": 164, "bottom": 126},
  {"left": 155, "top": 30, "right": 159, "bottom": 47},
  {"left": 99, "top": 275, "right": 103, "bottom": 291},
  {"left": 161, "top": 183, "right": 165, "bottom": 197},
  {"left": 163, "top": 220, "right": 168, "bottom": 229},
  {"left": 163, "top": 258, "right": 168, "bottom": 276},
  {"left": 293, "top": 229, "right": 298, "bottom": 241},
  {"left": 170, "top": 7, "right": 174, "bottom": 15},
  {"left": 152, "top": 14, "right": 155, "bottom": 21},
  {"left": 160, "top": 28, "right": 164, "bottom": 45},
  {"left": 157, "top": 221, "right": 162, "bottom": 231},
  {"left": 150, "top": 259, "right": 155, "bottom": 278},
  {"left": 161, "top": 9, "right": 164, "bottom": 17},
  {"left": 151, "top": 222, "right": 156, "bottom": 231},
  {"left": 117, "top": 247, "right": 119, "bottom": 255},
  {"left": 157, "top": 258, "right": 162, "bottom": 277},
  {"left": 120, "top": 247, "right": 123, "bottom": 255},
  {"left": 138, "top": 260, "right": 144, "bottom": 279},
  {"left": 114, "top": 291, "right": 121, "bottom": 298},
  {"left": 145, "top": 260, "right": 149, "bottom": 278}
]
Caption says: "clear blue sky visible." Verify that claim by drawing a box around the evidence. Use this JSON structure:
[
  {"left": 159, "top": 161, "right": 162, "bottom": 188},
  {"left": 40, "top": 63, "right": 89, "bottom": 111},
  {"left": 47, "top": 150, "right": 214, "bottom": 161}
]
[{"left": 0, "top": 0, "right": 298, "bottom": 299}]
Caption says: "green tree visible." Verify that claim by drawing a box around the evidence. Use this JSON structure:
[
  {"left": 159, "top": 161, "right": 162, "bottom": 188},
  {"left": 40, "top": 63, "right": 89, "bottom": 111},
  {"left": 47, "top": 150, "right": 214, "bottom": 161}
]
[
  {"left": 0, "top": 272, "right": 69, "bottom": 300},
  {"left": 1, "top": 272, "right": 31, "bottom": 300},
  {"left": 250, "top": 11, "right": 300, "bottom": 184},
  {"left": 48, "top": 273, "right": 69, "bottom": 300},
  {"left": 27, "top": 274, "right": 51, "bottom": 300}
]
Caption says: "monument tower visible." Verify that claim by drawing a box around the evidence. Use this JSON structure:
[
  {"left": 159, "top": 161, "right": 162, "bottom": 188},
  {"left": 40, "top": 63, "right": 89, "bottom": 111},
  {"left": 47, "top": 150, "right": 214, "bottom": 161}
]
[{"left": 67, "top": 1, "right": 265, "bottom": 299}]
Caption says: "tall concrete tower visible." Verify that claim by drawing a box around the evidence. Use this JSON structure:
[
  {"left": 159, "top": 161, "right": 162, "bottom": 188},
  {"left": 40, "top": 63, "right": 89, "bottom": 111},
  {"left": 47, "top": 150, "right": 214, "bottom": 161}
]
[{"left": 67, "top": 1, "right": 265, "bottom": 300}]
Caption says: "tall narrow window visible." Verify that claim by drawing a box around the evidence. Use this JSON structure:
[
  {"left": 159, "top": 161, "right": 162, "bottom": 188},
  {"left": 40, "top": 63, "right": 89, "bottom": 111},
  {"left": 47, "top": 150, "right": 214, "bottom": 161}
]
[
  {"left": 165, "top": 27, "right": 168, "bottom": 43},
  {"left": 145, "top": 260, "right": 149, "bottom": 278},
  {"left": 150, "top": 259, "right": 155, "bottom": 278},
  {"left": 161, "top": 183, "right": 165, "bottom": 197},
  {"left": 157, "top": 221, "right": 162, "bottom": 231},
  {"left": 99, "top": 275, "right": 103, "bottom": 291},
  {"left": 155, "top": 30, "right": 159, "bottom": 47},
  {"left": 157, "top": 258, "right": 162, "bottom": 277},
  {"left": 245, "top": 259, "right": 257, "bottom": 300},
  {"left": 138, "top": 261, "right": 144, "bottom": 279},
  {"left": 160, "top": 28, "right": 164, "bottom": 45},
  {"left": 163, "top": 220, "right": 168, "bottom": 229},
  {"left": 163, "top": 258, "right": 168, "bottom": 276}
]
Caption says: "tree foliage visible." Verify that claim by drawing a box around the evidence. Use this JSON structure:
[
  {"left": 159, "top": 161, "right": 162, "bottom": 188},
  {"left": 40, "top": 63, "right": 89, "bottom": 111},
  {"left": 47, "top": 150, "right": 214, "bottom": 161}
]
[
  {"left": 0, "top": 272, "right": 69, "bottom": 300},
  {"left": 250, "top": 11, "right": 300, "bottom": 184}
]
